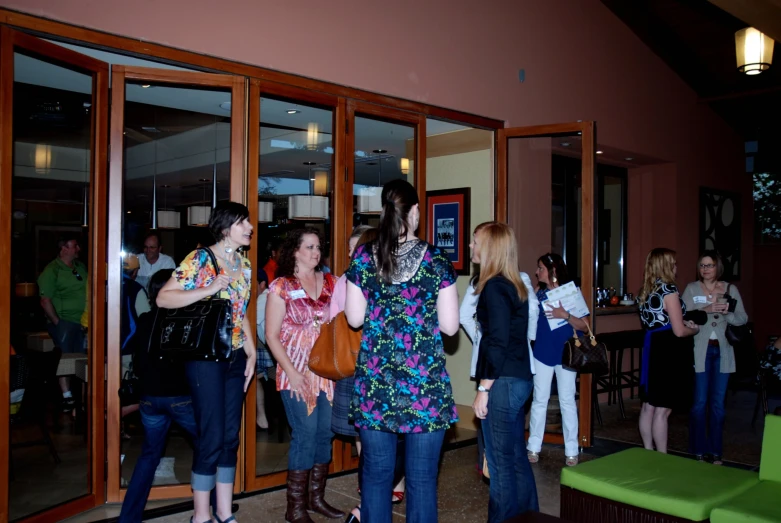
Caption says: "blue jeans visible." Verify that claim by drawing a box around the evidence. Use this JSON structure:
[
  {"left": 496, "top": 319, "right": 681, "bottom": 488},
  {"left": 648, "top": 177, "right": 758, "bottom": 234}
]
[
  {"left": 360, "top": 429, "right": 445, "bottom": 523},
  {"left": 47, "top": 319, "right": 86, "bottom": 354},
  {"left": 118, "top": 395, "right": 197, "bottom": 523},
  {"left": 689, "top": 343, "right": 731, "bottom": 457},
  {"left": 483, "top": 377, "right": 538, "bottom": 522},
  {"left": 281, "top": 390, "right": 334, "bottom": 470},
  {"left": 186, "top": 349, "right": 247, "bottom": 492}
]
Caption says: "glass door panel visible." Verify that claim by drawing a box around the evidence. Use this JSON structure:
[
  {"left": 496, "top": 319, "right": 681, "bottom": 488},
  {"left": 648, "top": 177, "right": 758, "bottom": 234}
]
[
  {"left": 107, "top": 66, "right": 246, "bottom": 502},
  {"left": 1, "top": 28, "right": 108, "bottom": 522},
  {"left": 497, "top": 122, "right": 596, "bottom": 447}
]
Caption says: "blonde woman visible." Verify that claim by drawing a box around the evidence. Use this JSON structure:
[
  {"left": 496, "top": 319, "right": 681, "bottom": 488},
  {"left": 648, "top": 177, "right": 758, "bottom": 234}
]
[
  {"left": 637, "top": 248, "right": 699, "bottom": 454},
  {"left": 470, "top": 222, "right": 538, "bottom": 523}
]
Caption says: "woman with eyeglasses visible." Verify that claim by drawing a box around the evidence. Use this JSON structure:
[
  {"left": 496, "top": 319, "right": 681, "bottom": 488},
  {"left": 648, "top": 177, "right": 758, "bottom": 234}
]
[
  {"left": 681, "top": 251, "right": 747, "bottom": 464},
  {"left": 526, "top": 253, "right": 589, "bottom": 467}
]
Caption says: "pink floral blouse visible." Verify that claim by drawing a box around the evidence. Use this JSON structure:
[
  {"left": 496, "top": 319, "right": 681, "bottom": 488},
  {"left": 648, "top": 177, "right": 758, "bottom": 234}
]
[{"left": 269, "top": 273, "right": 336, "bottom": 415}]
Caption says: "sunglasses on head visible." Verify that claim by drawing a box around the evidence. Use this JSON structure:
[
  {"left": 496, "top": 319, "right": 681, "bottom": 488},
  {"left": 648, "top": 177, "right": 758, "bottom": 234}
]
[{"left": 72, "top": 269, "right": 83, "bottom": 281}]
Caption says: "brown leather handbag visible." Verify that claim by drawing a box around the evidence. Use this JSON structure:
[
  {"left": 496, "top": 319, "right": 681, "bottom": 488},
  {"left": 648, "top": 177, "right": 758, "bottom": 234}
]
[
  {"left": 308, "top": 312, "right": 362, "bottom": 380},
  {"left": 562, "top": 323, "right": 609, "bottom": 376}
]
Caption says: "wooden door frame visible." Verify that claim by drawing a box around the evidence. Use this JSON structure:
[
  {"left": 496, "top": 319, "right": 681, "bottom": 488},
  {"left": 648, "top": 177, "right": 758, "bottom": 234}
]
[
  {"left": 0, "top": 27, "right": 109, "bottom": 523},
  {"left": 497, "top": 121, "right": 597, "bottom": 447},
  {"left": 106, "top": 65, "right": 247, "bottom": 503}
]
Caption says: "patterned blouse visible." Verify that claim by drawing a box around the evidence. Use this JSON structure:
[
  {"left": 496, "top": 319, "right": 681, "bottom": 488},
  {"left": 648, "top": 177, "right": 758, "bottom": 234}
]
[
  {"left": 174, "top": 249, "right": 252, "bottom": 350},
  {"left": 639, "top": 280, "right": 686, "bottom": 330},
  {"left": 345, "top": 240, "right": 458, "bottom": 433},
  {"left": 269, "top": 273, "right": 336, "bottom": 415}
]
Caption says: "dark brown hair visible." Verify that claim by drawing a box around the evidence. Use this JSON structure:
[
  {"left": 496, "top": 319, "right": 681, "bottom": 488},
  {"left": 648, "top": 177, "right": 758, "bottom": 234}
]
[
  {"left": 696, "top": 250, "right": 724, "bottom": 281},
  {"left": 276, "top": 228, "right": 323, "bottom": 278},
  {"left": 537, "top": 252, "right": 571, "bottom": 291},
  {"left": 376, "top": 179, "right": 419, "bottom": 283}
]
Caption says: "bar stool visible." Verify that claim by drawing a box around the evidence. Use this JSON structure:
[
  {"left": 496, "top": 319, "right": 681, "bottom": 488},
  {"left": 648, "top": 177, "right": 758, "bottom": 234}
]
[{"left": 591, "top": 330, "right": 645, "bottom": 424}]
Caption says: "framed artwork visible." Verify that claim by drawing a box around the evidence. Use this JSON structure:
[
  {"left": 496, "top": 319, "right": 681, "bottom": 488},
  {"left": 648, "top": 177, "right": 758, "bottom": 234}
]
[
  {"left": 426, "top": 188, "right": 471, "bottom": 275},
  {"left": 699, "top": 187, "right": 741, "bottom": 280}
]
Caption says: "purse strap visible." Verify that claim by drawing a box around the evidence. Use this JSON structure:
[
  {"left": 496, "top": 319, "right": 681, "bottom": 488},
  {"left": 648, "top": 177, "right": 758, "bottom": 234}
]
[
  {"left": 201, "top": 247, "right": 222, "bottom": 301},
  {"left": 571, "top": 321, "right": 596, "bottom": 346}
]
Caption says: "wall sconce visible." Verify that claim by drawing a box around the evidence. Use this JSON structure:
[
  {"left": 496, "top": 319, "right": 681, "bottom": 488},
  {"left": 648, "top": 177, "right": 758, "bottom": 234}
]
[
  {"left": 306, "top": 122, "right": 320, "bottom": 150},
  {"left": 313, "top": 168, "right": 329, "bottom": 196},
  {"left": 735, "top": 27, "right": 774, "bottom": 75},
  {"left": 400, "top": 157, "right": 410, "bottom": 175}
]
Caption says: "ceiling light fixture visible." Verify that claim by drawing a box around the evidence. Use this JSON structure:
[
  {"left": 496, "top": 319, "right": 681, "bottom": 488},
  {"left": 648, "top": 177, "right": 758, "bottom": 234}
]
[
  {"left": 288, "top": 162, "right": 328, "bottom": 220},
  {"left": 561, "top": 142, "right": 571, "bottom": 147},
  {"left": 219, "top": 101, "right": 232, "bottom": 111},
  {"left": 400, "top": 157, "right": 410, "bottom": 175},
  {"left": 625, "top": 157, "right": 634, "bottom": 161},
  {"left": 141, "top": 84, "right": 151, "bottom": 88},
  {"left": 287, "top": 109, "right": 300, "bottom": 114},
  {"left": 596, "top": 150, "right": 604, "bottom": 155},
  {"left": 735, "top": 27, "right": 774, "bottom": 75},
  {"left": 306, "top": 123, "right": 320, "bottom": 150}
]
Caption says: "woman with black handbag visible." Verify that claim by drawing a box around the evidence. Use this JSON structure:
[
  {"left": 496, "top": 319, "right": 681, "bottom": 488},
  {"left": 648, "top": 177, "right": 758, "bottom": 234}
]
[
  {"left": 156, "top": 202, "right": 256, "bottom": 523},
  {"left": 526, "top": 253, "right": 589, "bottom": 467},
  {"left": 682, "top": 250, "right": 748, "bottom": 465}
]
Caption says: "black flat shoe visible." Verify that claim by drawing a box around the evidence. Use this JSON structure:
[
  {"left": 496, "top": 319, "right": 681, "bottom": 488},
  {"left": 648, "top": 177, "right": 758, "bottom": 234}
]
[{"left": 344, "top": 506, "right": 360, "bottom": 523}]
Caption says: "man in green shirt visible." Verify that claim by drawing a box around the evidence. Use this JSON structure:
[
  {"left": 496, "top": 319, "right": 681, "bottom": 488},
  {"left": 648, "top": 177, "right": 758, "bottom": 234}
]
[{"left": 38, "top": 237, "right": 88, "bottom": 412}]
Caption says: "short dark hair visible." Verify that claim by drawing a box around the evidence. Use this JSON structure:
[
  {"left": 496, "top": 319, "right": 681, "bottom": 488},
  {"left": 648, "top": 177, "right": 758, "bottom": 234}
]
[
  {"left": 277, "top": 228, "right": 323, "bottom": 278},
  {"left": 537, "top": 252, "right": 571, "bottom": 290},
  {"left": 148, "top": 269, "right": 174, "bottom": 306},
  {"left": 209, "top": 201, "right": 250, "bottom": 243},
  {"left": 57, "top": 237, "right": 80, "bottom": 250},
  {"left": 144, "top": 231, "right": 162, "bottom": 246}
]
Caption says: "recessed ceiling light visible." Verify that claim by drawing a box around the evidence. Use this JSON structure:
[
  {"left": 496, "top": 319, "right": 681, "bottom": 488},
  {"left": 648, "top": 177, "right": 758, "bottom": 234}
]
[
  {"left": 302, "top": 161, "right": 316, "bottom": 166},
  {"left": 286, "top": 109, "right": 300, "bottom": 114},
  {"left": 372, "top": 149, "right": 388, "bottom": 154},
  {"left": 366, "top": 162, "right": 378, "bottom": 166},
  {"left": 561, "top": 142, "right": 571, "bottom": 147},
  {"left": 141, "top": 84, "right": 151, "bottom": 88},
  {"left": 198, "top": 178, "right": 210, "bottom": 182},
  {"left": 625, "top": 157, "right": 634, "bottom": 161},
  {"left": 126, "top": 210, "right": 132, "bottom": 214},
  {"left": 160, "top": 184, "right": 171, "bottom": 188},
  {"left": 219, "top": 102, "right": 232, "bottom": 111},
  {"left": 596, "top": 150, "right": 604, "bottom": 154}
]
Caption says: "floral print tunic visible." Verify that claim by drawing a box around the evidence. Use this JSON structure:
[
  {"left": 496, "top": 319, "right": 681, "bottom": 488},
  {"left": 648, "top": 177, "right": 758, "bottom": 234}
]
[
  {"left": 174, "top": 248, "right": 251, "bottom": 350},
  {"left": 345, "top": 240, "right": 458, "bottom": 433},
  {"left": 269, "top": 274, "right": 336, "bottom": 415}
]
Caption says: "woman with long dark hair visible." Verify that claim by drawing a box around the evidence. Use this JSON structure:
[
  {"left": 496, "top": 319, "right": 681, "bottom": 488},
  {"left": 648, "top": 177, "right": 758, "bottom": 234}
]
[
  {"left": 265, "top": 228, "right": 343, "bottom": 523},
  {"left": 157, "top": 201, "right": 256, "bottom": 523},
  {"left": 344, "top": 179, "right": 460, "bottom": 523},
  {"left": 526, "top": 253, "right": 589, "bottom": 466}
]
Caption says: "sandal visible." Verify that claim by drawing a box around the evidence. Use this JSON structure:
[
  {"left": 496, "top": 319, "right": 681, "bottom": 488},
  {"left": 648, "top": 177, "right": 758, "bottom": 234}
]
[
  {"left": 392, "top": 490, "right": 405, "bottom": 504},
  {"left": 527, "top": 451, "right": 540, "bottom": 463},
  {"left": 565, "top": 455, "right": 579, "bottom": 467},
  {"left": 712, "top": 455, "right": 723, "bottom": 466},
  {"left": 215, "top": 515, "right": 237, "bottom": 523}
]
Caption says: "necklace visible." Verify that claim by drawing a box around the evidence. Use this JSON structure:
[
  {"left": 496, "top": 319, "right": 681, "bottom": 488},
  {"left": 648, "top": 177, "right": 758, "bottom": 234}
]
[
  {"left": 703, "top": 281, "right": 718, "bottom": 298},
  {"left": 219, "top": 250, "right": 241, "bottom": 272}
]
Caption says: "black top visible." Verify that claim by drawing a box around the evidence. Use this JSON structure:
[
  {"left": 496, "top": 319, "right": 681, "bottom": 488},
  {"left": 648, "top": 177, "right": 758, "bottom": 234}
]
[
  {"left": 475, "top": 276, "right": 531, "bottom": 381},
  {"left": 133, "top": 311, "right": 190, "bottom": 397}
]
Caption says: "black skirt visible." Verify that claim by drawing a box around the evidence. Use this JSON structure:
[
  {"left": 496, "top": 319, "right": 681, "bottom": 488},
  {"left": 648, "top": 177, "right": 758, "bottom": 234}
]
[{"left": 640, "top": 328, "right": 694, "bottom": 410}]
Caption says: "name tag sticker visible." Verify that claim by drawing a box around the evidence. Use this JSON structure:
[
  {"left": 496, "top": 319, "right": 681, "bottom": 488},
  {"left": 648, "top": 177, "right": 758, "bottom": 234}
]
[
  {"left": 693, "top": 296, "right": 708, "bottom": 304},
  {"left": 290, "top": 289, "right": 307, "bottom": 300}
]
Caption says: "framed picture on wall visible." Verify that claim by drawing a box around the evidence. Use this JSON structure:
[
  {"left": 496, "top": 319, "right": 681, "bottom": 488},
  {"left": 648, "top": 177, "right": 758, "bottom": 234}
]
[
  {"left": 426, "top": 188, "right": 470, "bottom": 275},
  {"left": 699, "top": 187, "right": 741, "bottom": 280}
]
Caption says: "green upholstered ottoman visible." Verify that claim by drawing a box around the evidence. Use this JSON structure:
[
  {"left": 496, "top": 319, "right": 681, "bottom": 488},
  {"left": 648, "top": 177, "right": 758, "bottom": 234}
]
[
  {"left": 710, "top": 415, "right": 781, "bottom": 523},
  {"left": 560, "top": 448, "right": 759, "bottom": 522}
]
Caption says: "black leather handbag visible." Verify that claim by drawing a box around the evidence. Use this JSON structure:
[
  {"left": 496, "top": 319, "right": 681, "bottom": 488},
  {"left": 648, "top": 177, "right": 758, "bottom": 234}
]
[
  {"left": 724, "top": 284, "right": 751, "bottom": 346},
  {"left": 147, "top": 248, "right": 233, "bottom": 362},
  {"left": 562, "top": 324, "right": 609, "bottom": 375}
]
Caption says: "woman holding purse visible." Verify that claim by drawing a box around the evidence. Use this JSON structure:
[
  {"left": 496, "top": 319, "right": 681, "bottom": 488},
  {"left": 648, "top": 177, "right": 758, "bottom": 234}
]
[
  {"left": 682, "top": 250, "right": 747, "bottom": 464},
  {"left": 265, "top": 227, "right": 343, "bottom": 523},
  {"left": 526, "top": 253, "right": 588, "bottom": 467},
  {"left": 156, "top": 201, "right": 256, "bottom": 523}
]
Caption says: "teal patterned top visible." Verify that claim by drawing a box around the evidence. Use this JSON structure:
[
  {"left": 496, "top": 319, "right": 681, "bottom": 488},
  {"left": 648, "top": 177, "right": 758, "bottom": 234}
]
[{"left": 345, "top": 240, "right": 459, "bottom": 433}]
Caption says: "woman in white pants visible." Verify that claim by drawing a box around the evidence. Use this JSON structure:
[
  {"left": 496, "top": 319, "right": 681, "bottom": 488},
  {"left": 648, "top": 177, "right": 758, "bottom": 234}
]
[
  {"left": 460, "top": 221, "right": 538, "bottom": 472},
  {"left": 527, "top": 253, "right": 589, "bottom": 466}
]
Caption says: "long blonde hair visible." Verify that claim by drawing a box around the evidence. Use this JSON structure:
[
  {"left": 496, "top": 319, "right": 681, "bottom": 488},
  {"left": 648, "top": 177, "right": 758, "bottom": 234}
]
[
  {"left": 474, "top": 222, "right": 528, "bottom": 302},
  {"left": 638, "top": 247, "right": 677, "bottom": 304}
]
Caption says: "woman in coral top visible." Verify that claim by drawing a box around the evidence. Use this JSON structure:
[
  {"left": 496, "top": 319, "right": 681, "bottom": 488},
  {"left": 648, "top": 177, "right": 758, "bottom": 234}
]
[{"left": 265, "top": 227, "right": 342, "bottom": 523}]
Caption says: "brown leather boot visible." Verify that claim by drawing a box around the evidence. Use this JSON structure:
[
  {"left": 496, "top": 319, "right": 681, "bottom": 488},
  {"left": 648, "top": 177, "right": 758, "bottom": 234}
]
[
  {"left": 286, "top": 469, "right": 315, "bottom": 523},
  {"left": 307, "top": 463, "right": 345, "bottom": 518}
]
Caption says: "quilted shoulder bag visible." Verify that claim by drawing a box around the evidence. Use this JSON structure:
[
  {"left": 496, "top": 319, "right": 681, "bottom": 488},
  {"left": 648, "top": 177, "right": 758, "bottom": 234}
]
[
  {"left": 562, "top": 323, "right": 609, "bottom": 375},
  {"left": 147, "top": 247, "right": 233, "bottom": 362},
  {"left": 308, "top": 312, "right": 362, "bottom": 380}
]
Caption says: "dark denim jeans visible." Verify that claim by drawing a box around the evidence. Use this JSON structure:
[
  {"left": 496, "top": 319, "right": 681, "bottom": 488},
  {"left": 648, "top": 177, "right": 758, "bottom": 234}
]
[
  {"left": 186, "top": 349, "right": 247, "bottom": 492},
  {"left": 482, "top": 376, "right": 538, "bottom": 523},
  {"left": 47, "top": 319, "right": 85, "bottom": 354},
  {"left": 118, "top": 395, "right": 197, "bottom": 523},
  {"left": 689, "top": 343, "right": 731, "bottom": 457},
  {"left": 360, "top": 429, "right": 445, "bottom": 523},
  {"left": 281, "top": 390, "right": 334, "bottom": 470}
]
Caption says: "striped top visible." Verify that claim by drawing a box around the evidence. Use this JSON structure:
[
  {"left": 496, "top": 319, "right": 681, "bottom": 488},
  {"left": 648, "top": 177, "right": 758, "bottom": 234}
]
[{"left": 269, "top": 273, "right": 336, "bottom": 414}]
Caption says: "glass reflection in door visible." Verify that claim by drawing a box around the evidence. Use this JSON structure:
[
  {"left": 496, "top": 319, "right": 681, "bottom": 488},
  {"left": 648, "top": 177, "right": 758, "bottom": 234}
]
[
  {"left": 353, "top": 116, "right": 415, "bottom": 229},
  {"left": 255, "top": 97, "right": 334, "bottom": 476},
  {"left": 9, "top": 51, "right": 93, "bottom": 521},
  {"left": 119, "top": 81, "right": 232, "bottom": 487}
]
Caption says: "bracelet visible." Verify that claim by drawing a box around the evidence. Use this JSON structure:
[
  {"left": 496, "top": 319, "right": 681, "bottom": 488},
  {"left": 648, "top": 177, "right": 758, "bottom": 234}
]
[
  {"left": 566, "top": 312, "right": 572, "bottom": 321},
  {"left": 478, "top": 385, "right": 490, "bottom": 393}
]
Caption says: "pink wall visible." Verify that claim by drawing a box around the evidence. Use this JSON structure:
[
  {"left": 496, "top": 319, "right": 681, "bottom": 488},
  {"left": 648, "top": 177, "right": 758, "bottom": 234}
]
[{"left": 2, "top": 0, "right": 753, "bottom": 313}]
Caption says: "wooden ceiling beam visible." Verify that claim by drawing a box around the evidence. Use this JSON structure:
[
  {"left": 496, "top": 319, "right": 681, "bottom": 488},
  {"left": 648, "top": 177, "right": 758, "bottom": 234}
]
[{"left": 708, "top": 0, "right": 781, "bottom": 42}]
